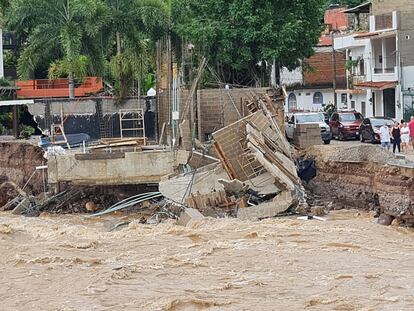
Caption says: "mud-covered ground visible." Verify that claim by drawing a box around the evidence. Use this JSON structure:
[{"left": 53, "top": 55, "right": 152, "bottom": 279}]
[{"left": 1, "top": 210, "right": 414, "bottom": 311}]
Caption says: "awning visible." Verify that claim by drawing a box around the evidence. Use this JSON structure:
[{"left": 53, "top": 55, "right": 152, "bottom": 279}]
[
  {"left": 354, "top": 81, "right": 397, "bottom": 90},
  {"left": 343, "top": 2, "right": 371, "bottom": 14},
  {"left": 0, "top": 99, "right": 35, "bottom": 107}
]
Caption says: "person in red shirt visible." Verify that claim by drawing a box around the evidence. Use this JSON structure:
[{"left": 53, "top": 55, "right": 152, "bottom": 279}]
[{"left": 409, "top": 116, "right": 414, "bottom": 148}]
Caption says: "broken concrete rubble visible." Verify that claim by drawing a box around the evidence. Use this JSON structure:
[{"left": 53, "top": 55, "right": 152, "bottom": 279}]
[
  {"left": 237, "top": 191, "right": 294, "bottom": 221},
  {"left": 177, "top": 208, "right": 205, "bottom": 226},
  {"left": 161, "top": 91, "right": 305, "bottom": 221}
]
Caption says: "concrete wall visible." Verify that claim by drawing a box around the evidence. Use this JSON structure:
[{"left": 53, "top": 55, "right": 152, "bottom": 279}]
[
  {"left": 158, "top": 87, "right": 270, "bottom": 143},
  {"left": 196, "top": 87, "right": 269, "bottom": 140},
  {"left": 371, "top": 0, "right": 414, "bottom": 16},
  {"left": 48, "top": 150, "right": 188, "bottom": 186}
]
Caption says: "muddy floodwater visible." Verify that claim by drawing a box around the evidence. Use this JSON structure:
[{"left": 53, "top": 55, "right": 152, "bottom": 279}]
[{"left": 1, "top": 211, "right": 414, "bottom": 311}]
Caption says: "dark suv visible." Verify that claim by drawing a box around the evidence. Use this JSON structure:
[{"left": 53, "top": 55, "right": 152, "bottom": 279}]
[{"left": 329, "top": 111, "right": 364, "bottom": 140}]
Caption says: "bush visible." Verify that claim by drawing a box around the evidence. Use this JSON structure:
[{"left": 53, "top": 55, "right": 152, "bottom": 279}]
[
  {"left": 19, "top": 126, "right": 35, "bottom": 139},
  {"left": 0, "top": 123, "right": 4, "bottom": 135},
  {"left": 323, "top": 103, "right": 337, "bottom": 119}
]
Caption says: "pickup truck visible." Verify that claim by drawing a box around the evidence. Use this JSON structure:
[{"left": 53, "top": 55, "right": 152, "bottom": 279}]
[{"left": 285, "top": 112, "right": 332, "bottom": 144}]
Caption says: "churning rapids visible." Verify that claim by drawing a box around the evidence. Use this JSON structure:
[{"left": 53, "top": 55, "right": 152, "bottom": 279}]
[{"left": 1, "top": 210, "right": 414, "bottom": 311}]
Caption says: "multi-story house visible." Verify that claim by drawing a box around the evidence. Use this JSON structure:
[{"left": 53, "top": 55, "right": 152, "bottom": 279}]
[
  {"left": 334, "top": 0, "right": 414, "bottom": 120},
  {"left": 280, "top": 5, "right": 347, "bottom": 113}
]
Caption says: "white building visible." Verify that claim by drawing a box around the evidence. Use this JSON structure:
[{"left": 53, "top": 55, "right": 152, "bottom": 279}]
[
  {"left": 334, "top": 1, "right": 414, "bottom": 121},
  {"left": 280, "top": 6, "right": 348, "bottom": 113}
]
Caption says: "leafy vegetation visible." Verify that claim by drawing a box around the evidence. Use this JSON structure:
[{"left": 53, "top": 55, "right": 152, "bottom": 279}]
[
  {"left": 19, "top": 125, "right": 35, "bottom": 139},
  {"left": 2, "top": 0, "right": 330, "bottom": 91},
  {"left": 173, "top": 0, "right": 326, "bottom": 86},
  {"left": 330, "top": 0, "right": 365, "bottom": 7}
]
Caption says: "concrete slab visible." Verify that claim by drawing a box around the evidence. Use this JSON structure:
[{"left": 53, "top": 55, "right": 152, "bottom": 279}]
[
  {"left": 237, "top": 191, "right": 293, "bottom": 221},
  {"left": 177, "top": 208, "right": 205, "bottom": 226},
  {"left": 48, "top": 150, "right": 189, "bottom": 186}
]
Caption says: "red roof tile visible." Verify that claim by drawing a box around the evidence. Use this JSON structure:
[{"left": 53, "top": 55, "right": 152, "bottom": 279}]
[{"left": 354, "top": 81, "right": 398, "bottom": 90}]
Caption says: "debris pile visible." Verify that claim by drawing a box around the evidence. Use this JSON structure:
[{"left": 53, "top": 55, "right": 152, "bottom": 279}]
[
  {"left": 0, "top": 185, "right": 176, "bottom": 221},
  {"left": 161, "top": 91, "right": 308, "bottom": 221}
]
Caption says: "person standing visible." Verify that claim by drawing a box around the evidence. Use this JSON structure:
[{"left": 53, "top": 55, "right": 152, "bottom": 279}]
[
  {"left": 400, "top": 120, "right": 410, "bottom": 151},
  {"left": 391, "top": 122, "right": 401, "bottom": 153},
  {"left": 409, "top": 116, "right": 414, "bottom": 148},
  {"left": 380, "top": 123, "right": 391, "bottom": 150}
]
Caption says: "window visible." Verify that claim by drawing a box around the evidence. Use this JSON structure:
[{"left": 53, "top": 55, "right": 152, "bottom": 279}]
[
  {"left": 341, "top": 94, "right": 347, "bottom": 104},
  {"left": 339, "top": 113, "right": 363, "bottom": 122},
  {"left": 295, "top": 114, "right": 324, "bottom": 124},
  {"left": 288, "top": 93, "right": 297, "bottom": 110},
  {"left": 313, "top": 92, "right": 323, "bottom": 105},
  {"left": 351, "top": 101, "right": 355, "bottom": 109},
  {"left": 359, "top": 59, "right": 365, "bottom": 75}
]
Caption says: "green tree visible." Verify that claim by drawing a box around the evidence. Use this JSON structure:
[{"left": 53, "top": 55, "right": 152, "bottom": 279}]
[
  {"left": 173, "top": 0, "right": 326, "bottom": 86},
  {"left": 102, "top": 0, "right": 167, "bottom": 99},
  {"left": 333, "top": 0, "right": 365, "bottom": 7},
  {"left": 7, "top": 0, "right": 107, "bottom": 98}
]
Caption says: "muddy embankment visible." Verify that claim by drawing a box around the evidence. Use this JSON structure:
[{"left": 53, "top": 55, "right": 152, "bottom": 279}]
[
  {"left": 305, "top": 145, "right": 414, "bottom": 225},
  {"left": 0, "top": 142, "right": 45, "bottom": 206}
]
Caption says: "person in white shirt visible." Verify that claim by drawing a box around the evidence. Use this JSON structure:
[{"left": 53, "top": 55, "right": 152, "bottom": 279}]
[
  {"left": 400, "top": 120, "right": 410, "bottom": 151},
  {"left": 380, "top": 123, "right": 391, "bottom": 150}
]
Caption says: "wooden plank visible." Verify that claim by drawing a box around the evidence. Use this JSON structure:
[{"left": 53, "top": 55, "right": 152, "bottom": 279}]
[{"left": 213, "top": 142, "right": 237, "bottom": 180}]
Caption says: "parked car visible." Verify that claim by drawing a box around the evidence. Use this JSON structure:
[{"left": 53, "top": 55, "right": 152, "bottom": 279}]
[
  {"left": 329, "top": 111, "right": 364, "bottom": 140},
  {"left": 359, "top": 117, "right": 395, "bottom": 143},
  {"left": 285, "top": 112, "right": 332, "bottom": 144}
]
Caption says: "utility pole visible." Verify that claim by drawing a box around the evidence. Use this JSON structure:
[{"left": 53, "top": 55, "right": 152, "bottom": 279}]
[{"left": 331, "top": 30, "right": 338, "bottom": 108}]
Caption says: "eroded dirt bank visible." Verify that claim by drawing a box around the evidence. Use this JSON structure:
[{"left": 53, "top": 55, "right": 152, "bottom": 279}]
[
  {"left": 305, "top": 145, "right": 414, "bottom": 225},
  {"left": 0, "top": 211, "right": 414, "bottom": 310},
  {"left": 0, "top": 142, "right": 45, "bottom": 197}
]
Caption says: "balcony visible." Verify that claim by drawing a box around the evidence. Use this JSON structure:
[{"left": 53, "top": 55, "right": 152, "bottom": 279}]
[
  {"left": 351, "top": 75, "right": 366, "bottom": 88},
  {"left": 16, "top": 77, "right": 103, "bottom": 99},
  {"left": 371, "top": 36, "right": 398, "bottom": 81}
]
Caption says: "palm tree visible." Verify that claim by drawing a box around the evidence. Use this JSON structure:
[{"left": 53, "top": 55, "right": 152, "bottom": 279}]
[
  {"left": 102, "top": 0, "right": 167, "bottom": 99},
  {"left": 7, "top": 0, "right": 107, "bottom": 98}
]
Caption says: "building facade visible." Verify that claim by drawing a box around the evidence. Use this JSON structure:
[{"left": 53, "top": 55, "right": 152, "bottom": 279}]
[
  {"left": 281, "top": 6, "right": 348, "bottom": 113},
  {"left": 334, "top": 0, "right": 414, "bottom": 121}
]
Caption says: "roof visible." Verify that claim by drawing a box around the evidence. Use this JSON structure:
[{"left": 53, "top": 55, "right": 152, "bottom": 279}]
[
  {"left": 318, "top": 36, "right": 332, "bottom": 46},
  {"left": 343, "top": 2, "right": 371, "bottom": 14},
  {"left": 354, "top": 30, "right": 396, "bottom": 39},
  {"left": 354, "top": 81, "right": 397, "bottom": 90}
]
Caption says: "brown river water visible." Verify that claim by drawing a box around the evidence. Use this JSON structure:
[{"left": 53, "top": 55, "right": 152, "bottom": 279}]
[{"left": 0, "top": 210, "right": 413, "bottom": 311}]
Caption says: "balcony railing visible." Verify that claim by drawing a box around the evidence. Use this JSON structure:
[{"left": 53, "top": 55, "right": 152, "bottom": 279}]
[
  {"left": 351, "top": 75, "right": 366, "bottom": 87},
  {"left": 16, "top": 77, "right": 103, "bottom": 98}
]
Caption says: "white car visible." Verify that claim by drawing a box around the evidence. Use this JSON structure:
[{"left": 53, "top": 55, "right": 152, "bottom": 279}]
[{"left": 285, "top": 112, "right": 332, "bottom": 144}]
